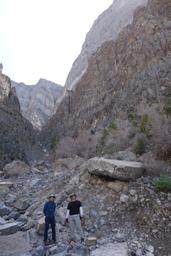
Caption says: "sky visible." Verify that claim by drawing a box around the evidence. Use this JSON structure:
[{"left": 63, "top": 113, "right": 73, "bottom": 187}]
[{"left": 0, "top": 0, "right": 112, "bottom": 85}]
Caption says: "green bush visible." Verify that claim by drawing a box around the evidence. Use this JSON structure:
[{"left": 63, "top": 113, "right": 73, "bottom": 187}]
[
  {"left": 153, "top": 176, "right": 171, "bottom": 192},
  {"left": 108, "top": 121, "right": 117, "bottom": 130},
  {"left": 101, "top": 128, "right": 110, "bottom": 141},
  {"left": 163, "top": 100, "right": 171, "bottom": 116},
  {"left": 128, "top": 112, "right": 138, "bottom": 127},
  {"left": 139, "top": 114, "right": 151, "bottom": 136},
  {"left": 50, "top": 136, "right": 59, "bottom": 150},
  {"left": 134, "top": 138, "right": 146, "bottom": 155}
]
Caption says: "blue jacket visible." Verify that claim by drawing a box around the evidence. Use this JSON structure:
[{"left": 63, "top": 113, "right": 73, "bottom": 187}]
[{"left": 43, "top": 201, "right": 56, "bottom": 218}]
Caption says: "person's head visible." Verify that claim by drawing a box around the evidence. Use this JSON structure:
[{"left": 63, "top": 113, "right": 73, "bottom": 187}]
[
  {"left": 48, "top": 195, "right": 56, "bottom": 202},
  {"left": 70, "top": 193, "right": 77, "bottom": 202}
]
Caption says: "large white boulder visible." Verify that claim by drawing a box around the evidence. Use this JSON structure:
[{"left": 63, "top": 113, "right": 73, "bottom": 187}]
[
  {"left": 0, "top": 221, "right": 20, "bottom": 235},
  {"left": 36, "top": 216, "right": 45, "bottom": 235},
  {"left": 91, "top": 242, "right": 128, "bottom": 256},
  {"left": 87, "top": 157, "right": 145, "bottom": 181},
  {"left": 0, "top": 231, "right": 31, "bottom": 256},
  {"left": 3, "top": 160, "right": 30, "bottom": 177}
]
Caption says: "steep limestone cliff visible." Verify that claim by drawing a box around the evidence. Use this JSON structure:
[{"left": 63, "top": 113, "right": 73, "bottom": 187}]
[
  {"left": 41, "top": 0, "right": 171, "bottom": 160},
  {"left": 12, "top": 79, "right": 63, "bottom": 130},
  {"left": 65, "top": 0, "right": 148, "bottom": 90},
  {"left": 0, "top": 73, "right": 35, "bottom": 167}
]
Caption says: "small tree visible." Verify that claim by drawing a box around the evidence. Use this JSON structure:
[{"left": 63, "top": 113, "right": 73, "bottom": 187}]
[{"left": 134, "top": 138, "right": 146, "bottom": 155}]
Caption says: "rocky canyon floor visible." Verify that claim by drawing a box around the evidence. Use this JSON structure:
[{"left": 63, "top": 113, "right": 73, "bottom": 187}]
[{"left": 0, "top": 154, "right": 171, "bottom": 256}]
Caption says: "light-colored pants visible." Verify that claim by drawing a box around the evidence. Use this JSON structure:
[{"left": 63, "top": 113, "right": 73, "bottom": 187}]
[{"left": 69, "top": 214, "right": 84, "bottom": 241}]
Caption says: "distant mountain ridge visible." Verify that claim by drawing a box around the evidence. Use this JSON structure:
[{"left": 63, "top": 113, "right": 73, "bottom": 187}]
[{"left": 12, "top": 79, "right": 63, "bottom": 130}]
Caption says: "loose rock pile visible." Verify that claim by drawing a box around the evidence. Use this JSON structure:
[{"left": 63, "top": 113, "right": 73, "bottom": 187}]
[{"left": 0, "top": 157, "right": 170, "bottom": 256}]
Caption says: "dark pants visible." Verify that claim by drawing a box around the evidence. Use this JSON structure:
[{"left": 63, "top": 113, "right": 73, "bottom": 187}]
[{"left": 44, "top": 216, "right": 56, "bottom": 242}]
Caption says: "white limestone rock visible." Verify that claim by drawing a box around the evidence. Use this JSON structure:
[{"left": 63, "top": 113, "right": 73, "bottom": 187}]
[
  {"left": 0, "top": 221, "right": 20, "bottom": 235},
  {"left": 87, "top": 157, "right": 145, "bottom": 181},
  {"left": 0, "top": 231, "right": 31, "bottom": 255},
  {"left": 91, "top": 242, "right": 128, "bottom": 256}
]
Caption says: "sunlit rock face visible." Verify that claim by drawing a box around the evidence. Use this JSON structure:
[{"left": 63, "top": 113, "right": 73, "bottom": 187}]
[
  {"left": 12, "top": 79, "right": 63, "bottom": 130},
  {"left": 0, "top": 73, "right": 10, "bottom": 102},
  {"left": 41, "top": 0, "right": 171, "bottom": 160},
  {"left": 64, "top": 0, "right": 148, "bottom": 91}
]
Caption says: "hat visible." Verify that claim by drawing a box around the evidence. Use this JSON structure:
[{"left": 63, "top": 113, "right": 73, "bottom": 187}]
[
  {"left": 48, "top": 194, "right": 56, "bottom": 198},
  {"left": 69, "top": 193, "right": 77, "bottom": 198}
]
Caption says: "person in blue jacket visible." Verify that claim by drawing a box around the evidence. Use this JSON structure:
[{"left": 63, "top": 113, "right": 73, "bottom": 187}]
[{"left": 43, "top": 194, "right": 56, "bottom": 244}]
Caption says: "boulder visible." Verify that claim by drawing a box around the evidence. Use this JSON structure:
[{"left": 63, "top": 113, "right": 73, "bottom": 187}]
[
  {"left": 0, "top": 216, "right": 7, "bottom": 225},
  {"left": 115, "top": 232, "right": 127, "bottom": 242},
  {"left": 13, "top": 199, "right": 30, "bottom": 212},
  {"left": 107, "top": 181, "right": 128, "bottom": 193},
  {"left": 69, "top": 244, "right": 90, "bottom": 256},
  {"left": 5, "top": 193, "right": 17, "bottom": 205},
  {"left": 87, "top": 157, "right": 145, "bottom": 181},
  {"left": 91, "top": 242, "right": 127, "bottom": 256},
  {"left": 7, "top": 210, "right": 20, "bottom": 220},
  {"left": 0, "top": 201, "right": 12, "bottom": 217},
  {"left": 0, "top": 231, "right": 31, "bottom": 255},
  {"left": 36, "top": 216, "right": 45, "bottom": 235},
  {"left": 35, "top": 245, "right": 45, "bottom": 256},
  {"left": 0, "top": 181, "right": 13, "bottom": 187},
  {"left": 3, "top": 160, "right": 30, "bottom": 177},
  {"left": 120, "top": 194, "right": 129, "bottom": 203},
  {"left": 0, "top": 181, "right": 14, "bottom": 198},
  {"left": 85, "top": 237, "right": 97, "bottom": 246},
  {"left": 0, "top": 221, "right": 20, "bottom": 235}
]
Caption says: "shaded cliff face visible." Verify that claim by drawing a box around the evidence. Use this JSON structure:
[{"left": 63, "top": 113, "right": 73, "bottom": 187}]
[
  {"left": 12, "top": 79, "right": 63, "bottom": 130},
  {"left": 0, "top": 73, "right": 35, "bottom": 167},
  {"left": 64, "top": 0, "right": 148, "bottom": 90},
  {"left": 41, "top": 0, "right": 171, "bottom": 159}
]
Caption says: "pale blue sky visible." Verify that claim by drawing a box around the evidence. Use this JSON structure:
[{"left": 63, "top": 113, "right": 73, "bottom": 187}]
[{"left": 0, "top": 0, "right": 112, "bottom": 85}]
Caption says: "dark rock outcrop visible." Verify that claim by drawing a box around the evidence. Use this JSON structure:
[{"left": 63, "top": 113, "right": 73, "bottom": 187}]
[{"left": 0, "top": 73, "right": 35, "bottom": 167}]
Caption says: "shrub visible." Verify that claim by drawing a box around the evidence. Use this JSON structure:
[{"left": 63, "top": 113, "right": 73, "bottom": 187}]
[
  {"left": 101, "top": 128, "right": 110, "bottom": 143},
  {"left": 134, "top": 138, "right": 146, "bottom": 155},
  {"left": 96, "top": 143, "right": 118, "bottom": 156},
  {"left": 128, "top": 112, "right": 138, "bottom": 127},
  {"left": 153, "top": 176, "right": 171, "bottom": 192},
  {"left": 50, "top": 136, "right": 59, "bottom": 150},
  {"left": 139, "top": 114, "right": 151, "bottom": 136},
  {"left": 108, "top": 121, "right": 117, "bottom": 130}
]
